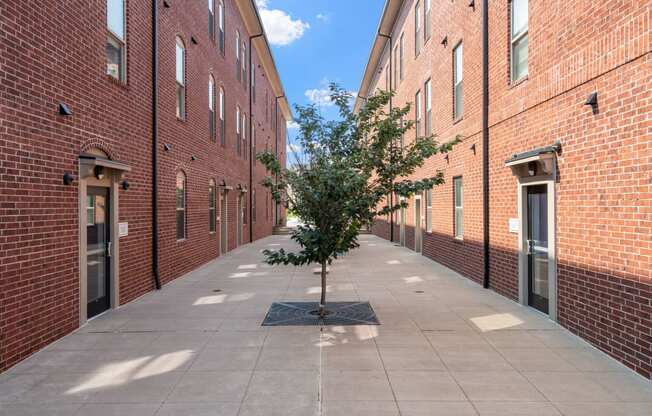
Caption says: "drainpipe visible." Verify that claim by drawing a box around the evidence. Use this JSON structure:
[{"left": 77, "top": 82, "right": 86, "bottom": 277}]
[
  {"left": 249, "top": 34, "right": 264, "bottom": 244},
  {"left": 274, "top": 95, "right": 284, "bottom": 226},
  {"left": 378, "top": 32, "right": 393, "bottom": 242},
  {"left": 482, "top": 0, "right": 490, "bottom": 289},
  {"left": 151, "top": 0, "right": 161, "bottom": 290}
]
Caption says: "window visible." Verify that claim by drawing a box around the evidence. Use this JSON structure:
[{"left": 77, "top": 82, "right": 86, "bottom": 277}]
[
  {"left": 236, "top": 106, "right": 241, "bottom": 155},
  {"left": 424, "top": 0, "right": 431, "bottom": 42},
  {"left": 454, "top": 177, "right": 463, "bottom": 239},
  {"left": 385, "top": 65, "right": 390, "bottom": 91},
  {"left": 393, "top": 45, "right": 399, "bottom": 88},
  {"left": 209, "top": 179, "right": 217, "bottom": 233},
  {"left": 399, "top": 33, "right": 405, "bottom": 81},
  {"left": 415, "top": 90, "right": 422, "bottom": 138},
  {"left": 251, "top": 62, "right": 256, "bottom": 102},
  {"left": 106, "top": 0, "right": 126, "bottom": 81},
  {"left": 241, "top": 42, "right": 247, "bottom": 87},
  {"left": 241, "top": 112, "right": 247, "bottom": 158},
  {"left": 424, "top": 79, "right": 432, "bottom": 136},
  {"left": 175, "top": 37, "right": 186, "bottom": 119},
  {"left": 219, "top": 87, "right": 225, "bottom": 146},
  {"left": 218, "top": 1, "right": 225, "bottom": 54},
  {"left": 236, "top": 31, "right": 241, "bottom": 80},
  {"left": 252, "top": 189, "right": 257, "bottom": 223},
  {"left": 252, "top": 121, "right": 256, "bottom": 165},
  {"left": 415, "top": 1, "right": 422, "bottom": 56},
  {"left": 209, "top": 75, "right": 216, "bottom": 141},
  {"left": 208, "top": 0, "right": 215, "bottom": 41},
  {"left": 511, "top": 0, "right": 528, "bottom": 81},
  {"left": 453, "top": 42, "right": 463, "bottom": 119},
  {"left": 176, "top": 172, "right": 186, "bottom": 240},
  {"left": 425, "top": 189, "right": 432, "bottom": 232}
]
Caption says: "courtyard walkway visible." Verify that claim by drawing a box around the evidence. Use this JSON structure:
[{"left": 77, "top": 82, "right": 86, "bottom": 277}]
[{"left": 1, "top": 235, "right": 651, "bottom": 415}]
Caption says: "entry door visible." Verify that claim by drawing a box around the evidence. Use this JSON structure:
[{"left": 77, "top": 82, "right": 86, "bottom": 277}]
[
  {"left": 87, "top": 187, "right": 111, "bottom": 319},
  {"left": 399, "top": 207, "right": 406, "bottom": 246},
  {"left": 526, "top": 185, "right": 549, "bottom": 314},
  {"left": 220, "top": 192, "right": 227, "bottom": 254},
  {"left": 414, "top": 198, "right": 422, "bottom": 253},
  {"left": 237, "top": 195, "right": 243, "bottom": 246}
]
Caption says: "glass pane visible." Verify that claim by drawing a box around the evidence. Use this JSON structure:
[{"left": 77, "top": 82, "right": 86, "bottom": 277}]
[
  {"left": 107, "top": 0, "right": 124, "bottom": 39},
  {"left": 425, "top": 81, "right": 431, "bottom": 111},
  {"left": 512, "top": 0, "right": 528, "bottom": 37},
  {"left": 209, "top": 79, "right": 214, "bottom": 110},
  {"left": 106, "top": 37, "right": 123, "bottom": 80},
  {"left": 454, "top": 178, "right": 463, "bottom": 207},
  {"left": 454, "top": 82, "right": 463, "bottom": 118},
  {"left": 87, "top": 193, "right": 107, "bottom": 303},
  {"left": 87, "top": 195, "right": 95, "bottom": 226},
  {"left": 513, "top": 35, "right": 528, "bottom": 80},
  {"left": 176, "top": 42, "right": 184, "bottom": 84},
  {"left": 176, "top": 210, "right": 185, "bottom": 239},
  {"left": 454, "top": 44, "right": 463, "bottom": 82},
  {"left": 176, "top": 84, "right": 185, "bottom": 118},
  {"left": 208, "top": 0, "right": 213, "bottom": 12},
  {"left": 219, "top": 2, "right": 224, "bottom": 29},
  {"left": 455, "top": 207, "right": 463, "bottom": 237}
]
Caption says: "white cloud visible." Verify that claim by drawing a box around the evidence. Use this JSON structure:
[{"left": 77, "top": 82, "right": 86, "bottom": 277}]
[
  {"left": 256, "top": 1, "right": 309, "bottom": 46},
  {"left": 287, "top": 143, "right": 302, "bottom": 154},
  {"left": 305, "top": 88, "right": 335, "bottom": 107},
  {"left": 316, "top": 13, "right": 331, "bottom": 23},
  {"left": 287, "top": 120, "right": 300, "bottom": 130}
]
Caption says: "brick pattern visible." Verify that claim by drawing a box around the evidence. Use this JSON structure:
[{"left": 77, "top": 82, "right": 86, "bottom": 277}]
[
  {"left": 367, "top": 0, "right": 652, "bottom": 378},
  {"left": 0, "top": 0, "right": 286, "bottom": 371}
]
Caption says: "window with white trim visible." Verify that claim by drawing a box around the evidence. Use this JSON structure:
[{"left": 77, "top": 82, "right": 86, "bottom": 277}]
[
  {"left": 176, "top": 171, "right": 186, "bottom": 240},
  {"left": 241, "top": 112, "right": 247, "bottom": 158},
  {"left": 241, "top": 42, "right": 247, "bottom": 87},
  {"left": 209, "top": 179, "right": 217, "bottom": 233},
  {"left": 219, "top": 87, "right": 225, "bottom": 146},
  {"left": 175, "top": 37, "right": 186, "bottom": 119},
  {"left": 218, "top": 1, "right": 225, "bottom": 54},
  {"left": 511, "top": 0, "right": 528, "bottom": 81},
  {"left": 453, "top": 42, "right": 463, "bottom": 119},
  {"left": 107, "top": 0, "right": 126, "bottom": 81},
  {"left": 424, "top": 78, "right": 432, "bottom": 135},
  {"left": 209, "top": 75, "right": 216, "bottom": 141},
  {"left": 236, "top": 106, "right": 241, "bottom": 155},
  {"left": 424, "top": 0, "right": 431, "bottom": 42},
  {"left": 414, "top": 1, "right": 422, "bottom": 56},
  {"left": 454, "top": 177, "right": 463, "bottom": 239},
  {"left": 415, "top": 90, "right": 422, "bottom": 138},
  {"left": 235, "top": 31, "right": 241, "bottom": 80},
  {"left": 208, "top": 0, "right": 215, "bottom": 41},
  {"left": 425, "top": 189, "right": 432, "bottom": 232},
  {"left": 399, "top": 33, "right": 405, "bottom": 81}
]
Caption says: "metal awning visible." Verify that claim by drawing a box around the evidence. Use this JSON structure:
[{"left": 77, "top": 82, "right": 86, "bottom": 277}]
[
  {"left": 505, "top": 144, "right": 560, "bottom": 167},
  {"left": 79, "top": 153, "right": 131, "bottom": 172}
]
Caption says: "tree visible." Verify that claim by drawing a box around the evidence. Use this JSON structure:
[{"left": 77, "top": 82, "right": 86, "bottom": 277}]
[{"left": 258, "top": 84, "right": 459, "bottom": 317}]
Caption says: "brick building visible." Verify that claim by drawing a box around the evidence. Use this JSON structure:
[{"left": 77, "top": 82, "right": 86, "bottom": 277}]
[
  {"left": 356, "top": 0, "right": 652, "bottom": 379},
  {"left": 0, "top": 0, "right": 289, "bottom": 371}
]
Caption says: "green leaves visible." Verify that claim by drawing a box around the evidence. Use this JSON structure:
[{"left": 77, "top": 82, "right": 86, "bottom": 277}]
[{"left": 256, "top": 84, "right": 457, "bottom": 274}]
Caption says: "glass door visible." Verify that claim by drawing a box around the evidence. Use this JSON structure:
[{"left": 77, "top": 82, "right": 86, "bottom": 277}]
[
  {"left": 87, "top": 187, "right": 111, "bottom": 319},
  {"left": 220, "top": 191, "right": 228, "bottom": 254},
  {"left": 526, "top": 185, "right": 549, "bottom": 314}
]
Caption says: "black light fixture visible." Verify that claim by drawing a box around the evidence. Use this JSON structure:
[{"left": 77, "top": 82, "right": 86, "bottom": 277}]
[
  {"left": 219, "top": 179, "right": 227, "bottom": 187},
  {"left": 444, "top": 154, "right": 450, "bottom": 163},
  {"left": 527, "top": 161, "right": 537, "bottom": 177},
  {"left": 191, "top": 35, "right": 198, "bottom": 45},
  {"left": 469, "top": 143, "right": 477, "bottom": 154},
  {"left": 122, "top": 180, "right": 130, "bottom": 190},
  {"left": 63, "top": 172, "right": 74, "bottom": 185},
  {"left": 58, "top": 103, "right": 73, "bottom": 116},
  {"left": 441, "top": 36, "right": 448, "bottom": 47},
  {"left": 191, "top": 155, "right": 197, "bottom": 161},
  {"left": 94, "top": 166, "right": 105, "bottom": 180},
  {"left": 468, "top": 0, "right": 476, "bottom": 10},
  {"left": 585, "top": 92, "right": 598, "bottom": 114},
  {"left": 163, "top": 0, "right": 171, "bottom": 7},
  {"left": 163, "top": 143, "right": 171, "bottom": 151}
]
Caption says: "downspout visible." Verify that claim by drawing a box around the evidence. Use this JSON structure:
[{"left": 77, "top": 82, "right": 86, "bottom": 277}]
[
  {"left": 482, "top": 0, "right": 490, "bottom": 289},
  {"left": 249, "top": 34, "right": 264, "bottom": 244},
  {"left": 274, "top": 95, "right": 283, "bottom": 226},
  {"left": 151, "top": 0, "right": 161, "bottom": 290},
  {"left": 378, "top": 32, "right": 393, "bottom": 242}
]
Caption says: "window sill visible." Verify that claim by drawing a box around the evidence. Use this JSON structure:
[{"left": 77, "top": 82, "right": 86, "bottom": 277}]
[
  {"left": 454, "top": 236, "right": 464, "bottom": 242},
  {"left": 509, "top": 75, "right": 529, "bottom": 89},
  {"left": 107, "top": 74, "right": 128, "bottom": 89},
  {"left": 453, "top": 115, "right": 464, "bottom": 125},
  {"left": 176, "top": 238, "right": 187, "bottom": 243}
]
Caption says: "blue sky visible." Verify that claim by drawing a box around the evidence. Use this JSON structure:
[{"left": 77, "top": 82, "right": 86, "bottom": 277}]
[{"left": 256, "top": 0, "right": 384, "bottom": 151}]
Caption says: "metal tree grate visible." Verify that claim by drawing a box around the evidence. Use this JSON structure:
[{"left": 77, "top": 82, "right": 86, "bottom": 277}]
[{"left": 261, "top": 302, "right": 380, "bottom": 326}]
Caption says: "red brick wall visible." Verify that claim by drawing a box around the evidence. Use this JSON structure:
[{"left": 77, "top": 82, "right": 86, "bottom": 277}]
[
  {"left": 0, "top": 0, "right": 285, "bottom": 372},
  {"left": 368, "top": 0, "right": 652, "bottom": 378}
]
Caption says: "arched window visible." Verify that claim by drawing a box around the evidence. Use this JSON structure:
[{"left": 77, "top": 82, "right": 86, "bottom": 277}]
[
  {"left": 208, "top": 0, "right": 215, "bottom": 40},
  {"left": 209, "top": 75, "right": 216, "bottom": 141},
  {"left": 219, "top": 87, "right": 225, "bottom": 146},
  {"left": 176, "top": 171, "right": 186, "bottom": 240},
  {"left": 241, "top": 112, "right": 246, "bottom": 158},
  {"left": 241, "top": 41, "right": 247, "bottom": 87},
  {"left": 218, "top": 2, "right": 225, "bottom": 54},
  {"left": 209, "top": 179, "right": 217, "bottom": 233},
  {"left": 175, "top": 37, "right": 186, "bottom": 119}
]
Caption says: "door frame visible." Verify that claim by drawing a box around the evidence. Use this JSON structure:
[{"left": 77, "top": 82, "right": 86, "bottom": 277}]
[
  {"left": 78, "top": 167, "right": 122, "bottom": 325},
  {"left": 517, "top": 176, "right": 557, "bottom": 321},
  {"left": 414, "top": 195, "right": 423, "bottom": 253},
  {"left": 219, "top": 190, "right": 228, "bottom": 254}
]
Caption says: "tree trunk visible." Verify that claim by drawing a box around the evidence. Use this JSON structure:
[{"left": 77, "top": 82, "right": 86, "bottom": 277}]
[{"left": 319, "top": 261, "right": 327, "bottom": 317}]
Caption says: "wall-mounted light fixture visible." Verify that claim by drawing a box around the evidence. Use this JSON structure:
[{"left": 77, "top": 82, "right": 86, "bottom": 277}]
[
  {"left": 527, "top": 161, "right": 538, "bottom": 177},
  {"left": 163, "top": 0, "right": 171, "bottom": 8},
  {"left": 122, "top": 180, "right": 130, "bottom": 190},
  {"left": 191, "top": 36, "right": 198, "bottom": 45},
  {"left": 63, "top": 172, "right": 74, "bottom": 185},
  {"left": 468, "top": 0, "right": 476, "bottom": 10},
  {"left": 444, "top": 154, "right": 450, "bottom": 163},
  {"left": 469, "top": 143, "right": 477, "bottom": 155},
  {"left": 441, "top": 36, "right": 448, "bottom": 47},
  {"left": 585, "top": 92, "right": 598, "bottom": 114},
  {"left": 94, "top": 166, "right": 105, "bottom": 180},
  {"left": 191, "top": 155, "right": 197, "bottom": 161},
  {"left": 163, "top": 143, "right": 171, "bottom": 151},
  {"left": 58, "top": 103, "right": 73, "bottom": 116}
]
